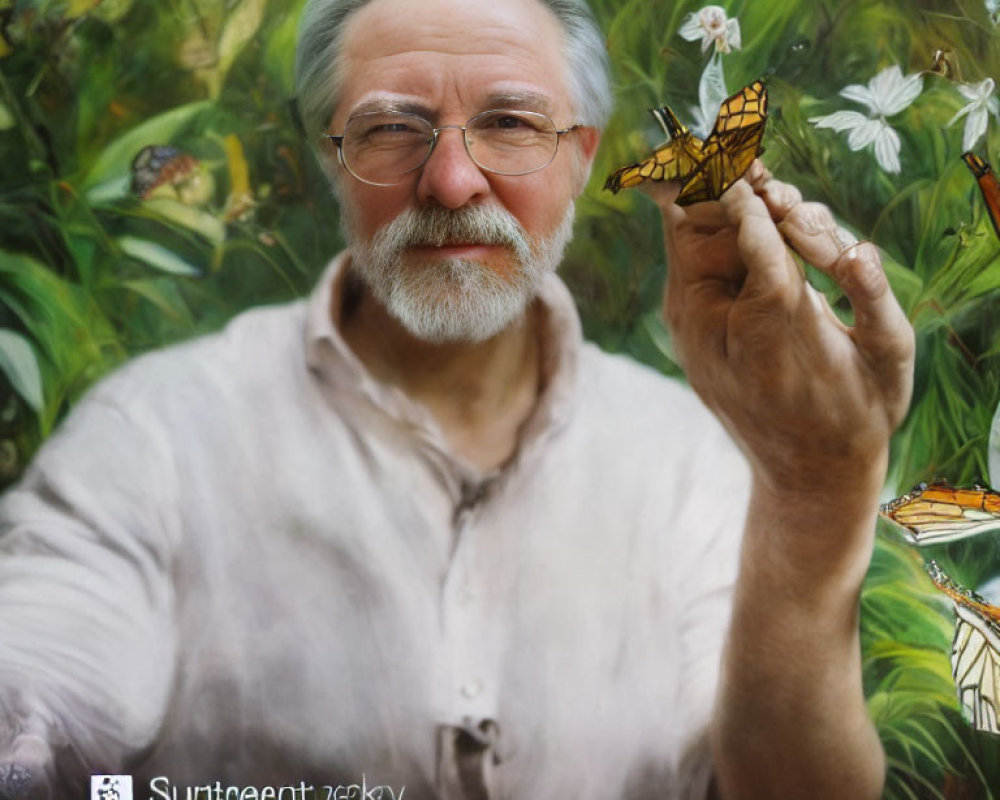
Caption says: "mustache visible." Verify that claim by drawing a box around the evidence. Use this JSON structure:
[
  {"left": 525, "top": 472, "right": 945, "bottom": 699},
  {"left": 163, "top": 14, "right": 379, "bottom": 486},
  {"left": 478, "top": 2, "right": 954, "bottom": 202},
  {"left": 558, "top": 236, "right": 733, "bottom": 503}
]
[{"left": 371, "top": 205, "right": 531, "bottom": 255}]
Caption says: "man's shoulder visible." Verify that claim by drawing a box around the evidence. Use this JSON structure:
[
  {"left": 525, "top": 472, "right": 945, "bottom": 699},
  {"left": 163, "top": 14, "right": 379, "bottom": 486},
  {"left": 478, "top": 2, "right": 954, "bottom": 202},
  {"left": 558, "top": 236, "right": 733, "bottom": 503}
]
[
  {"left": 87, "top": 299, "right": 309, "bottom": 411},
  {"left": 577, "top": 342, "right": 711, "bottom": 420},
  {"left": 573, "top": 342, "right": 743, "bottom": 469}
]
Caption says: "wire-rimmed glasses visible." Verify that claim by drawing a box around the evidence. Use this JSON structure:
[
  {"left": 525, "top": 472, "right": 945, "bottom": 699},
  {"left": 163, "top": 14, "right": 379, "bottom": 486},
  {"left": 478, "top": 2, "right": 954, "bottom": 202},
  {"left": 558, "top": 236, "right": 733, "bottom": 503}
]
[{"left": 322, "top": 108, "right": 581, "bottom": 186}]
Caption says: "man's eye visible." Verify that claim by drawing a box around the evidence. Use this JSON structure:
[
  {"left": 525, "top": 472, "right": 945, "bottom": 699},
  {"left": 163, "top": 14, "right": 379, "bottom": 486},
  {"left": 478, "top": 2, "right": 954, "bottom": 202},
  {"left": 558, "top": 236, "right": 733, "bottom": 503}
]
[
  {"left": 376, "top": 123, "right": 418, "bottom": 134},
  {"left": 490, "top": 115, "right": 530, "bottom": 130},
  {"left": 354, "top": 122, "right": 428, "bottom": 146}
]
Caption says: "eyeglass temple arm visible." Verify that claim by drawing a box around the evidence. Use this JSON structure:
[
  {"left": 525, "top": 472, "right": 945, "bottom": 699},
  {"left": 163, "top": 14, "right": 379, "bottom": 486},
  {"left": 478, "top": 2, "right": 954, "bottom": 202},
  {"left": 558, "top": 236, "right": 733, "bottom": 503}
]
[{"left": 321, "top": 134, "right": 347, "bottom": 165}]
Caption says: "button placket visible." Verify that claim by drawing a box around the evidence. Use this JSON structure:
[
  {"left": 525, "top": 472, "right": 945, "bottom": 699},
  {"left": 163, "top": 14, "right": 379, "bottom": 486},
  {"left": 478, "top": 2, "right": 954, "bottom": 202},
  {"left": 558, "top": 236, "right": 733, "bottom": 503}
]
[{"left": 440, "top": 479, "right": 500, "bottom": 727}]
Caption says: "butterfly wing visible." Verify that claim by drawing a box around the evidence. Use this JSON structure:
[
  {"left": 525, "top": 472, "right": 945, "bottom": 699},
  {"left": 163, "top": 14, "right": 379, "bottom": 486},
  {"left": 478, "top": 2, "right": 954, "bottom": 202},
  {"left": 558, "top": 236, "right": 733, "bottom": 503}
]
[
  {"left": 962, "top": 152, "right": 1000, "bottom": 240},
  {"left": 677, "top": 79, "right": 769, "bottom": 206},
  {"left": 952, "top": 603, "right": 1000, "bottom": 735},
  {"left": 879, "top": 483, "right": 1000, "bottom": 545},
  {"left": 925, "top": 561, "right": 1000, "bottom": 735},
  {"left": 604, "top": 106, "right": 704, "bottom": 194}
]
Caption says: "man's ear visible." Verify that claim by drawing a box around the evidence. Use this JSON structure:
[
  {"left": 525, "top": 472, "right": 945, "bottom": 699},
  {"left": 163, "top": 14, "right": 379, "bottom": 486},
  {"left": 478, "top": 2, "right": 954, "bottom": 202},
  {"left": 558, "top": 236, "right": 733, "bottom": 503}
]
[{"left": 571, "top": 126, "right": 602, "bottom": 196}]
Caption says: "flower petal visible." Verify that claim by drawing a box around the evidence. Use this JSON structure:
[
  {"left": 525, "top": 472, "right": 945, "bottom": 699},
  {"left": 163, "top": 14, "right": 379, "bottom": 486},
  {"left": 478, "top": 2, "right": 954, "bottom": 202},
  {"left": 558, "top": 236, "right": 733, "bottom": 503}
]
[
  {"left": 873, "top": 125, "right": 902, "bottom": 173},
  {"left": 958, "top": 77, "right": 995, "bottom": 102},
  {"left": 678, "top": 13, "right": 704, "bottom": 42},
  {"left": 698, "top": 54, "right": 728, "bottom": 131},
  {"left": 847, "top": 118, "right": 886, "bottom": 150},
  {"left": 809, "top": 110, "right": 870, "bottom": 132},
  {"left": 947, "top": 104, "right": 972, "bottom": 127},
  {"left": 839, "top": 84, "right": 878, "bottom": 114},
  {"left": 866, "top": 65, "right": 905, "bottom": 102},
  {"left": 688, "top": 104, "right": 712, "bottom": 139},
  {"left": 878, "top": 72, "right": 923, "bottom": 116},
  {"left": 726, "top": 18, "right": 742, "bottom": 51},
  {"left": 963, "top": 106, "right": 989, "bottom": 151}
]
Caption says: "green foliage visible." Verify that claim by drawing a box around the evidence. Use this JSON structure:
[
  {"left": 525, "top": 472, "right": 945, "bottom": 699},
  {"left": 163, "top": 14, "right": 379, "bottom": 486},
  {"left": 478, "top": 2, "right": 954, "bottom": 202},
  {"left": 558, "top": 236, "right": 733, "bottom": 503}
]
[
  {"left": 2, "top": 0, "right": 1000, "bottom": 796},
  {"left": 0, "top": 0, "right": 342, "bottom": 483},
  {"left": 585, "top": 2, "right": 1000, "bottom": 795}
]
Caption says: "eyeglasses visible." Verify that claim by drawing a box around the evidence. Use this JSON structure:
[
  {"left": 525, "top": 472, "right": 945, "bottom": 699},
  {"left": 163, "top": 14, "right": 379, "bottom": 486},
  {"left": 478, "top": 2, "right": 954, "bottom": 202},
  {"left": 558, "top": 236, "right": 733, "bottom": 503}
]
[{"left": 322, "top": 109, "right": 581, "bottom": 186}]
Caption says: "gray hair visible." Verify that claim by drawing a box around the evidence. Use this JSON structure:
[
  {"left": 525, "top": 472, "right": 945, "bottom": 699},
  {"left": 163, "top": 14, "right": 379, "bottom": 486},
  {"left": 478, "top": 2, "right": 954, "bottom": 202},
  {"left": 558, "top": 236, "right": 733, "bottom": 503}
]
[{"left": 294, "top": 0, "right": 612, "bottom": 144}]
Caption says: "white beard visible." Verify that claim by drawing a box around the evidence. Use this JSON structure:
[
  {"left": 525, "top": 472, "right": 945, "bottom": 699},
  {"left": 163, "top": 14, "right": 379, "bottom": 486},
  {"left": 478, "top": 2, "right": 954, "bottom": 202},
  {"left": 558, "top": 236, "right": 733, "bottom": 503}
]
[{"left": 346, "top": 203, "right": 575, "bottom": 343}]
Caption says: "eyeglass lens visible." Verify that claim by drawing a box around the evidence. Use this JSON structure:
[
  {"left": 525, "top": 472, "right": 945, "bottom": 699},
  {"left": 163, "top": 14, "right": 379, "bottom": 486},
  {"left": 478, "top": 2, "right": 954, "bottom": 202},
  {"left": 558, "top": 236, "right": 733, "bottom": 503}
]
[{"left": 338, "top": 110, "right": 561, "bottom": 185}]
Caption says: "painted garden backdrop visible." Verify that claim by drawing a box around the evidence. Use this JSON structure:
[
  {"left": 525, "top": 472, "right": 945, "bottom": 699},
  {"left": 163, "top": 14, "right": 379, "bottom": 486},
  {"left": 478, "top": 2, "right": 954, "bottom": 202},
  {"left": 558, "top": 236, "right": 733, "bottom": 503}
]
[{"left": 1, "top": 0, "right": 1000, "bottom": 797}]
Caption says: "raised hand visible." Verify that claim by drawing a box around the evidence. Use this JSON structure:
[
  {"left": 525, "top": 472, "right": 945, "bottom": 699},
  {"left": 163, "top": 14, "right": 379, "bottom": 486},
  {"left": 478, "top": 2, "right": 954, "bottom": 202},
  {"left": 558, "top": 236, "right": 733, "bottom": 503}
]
[{"left": 645, "top": 162, "right": 914, "bottom": 503}]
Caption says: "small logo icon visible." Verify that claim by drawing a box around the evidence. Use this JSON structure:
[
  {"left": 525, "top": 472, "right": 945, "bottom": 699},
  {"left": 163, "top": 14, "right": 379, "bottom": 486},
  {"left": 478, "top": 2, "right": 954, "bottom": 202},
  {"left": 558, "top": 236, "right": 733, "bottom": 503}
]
[{"left": 91, "top": 775, "right": 133, "bottom": 800}]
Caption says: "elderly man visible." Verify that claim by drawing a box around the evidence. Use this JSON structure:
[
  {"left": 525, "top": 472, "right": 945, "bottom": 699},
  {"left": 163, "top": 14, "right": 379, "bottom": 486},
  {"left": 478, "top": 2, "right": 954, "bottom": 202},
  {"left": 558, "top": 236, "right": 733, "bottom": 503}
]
[{"left": 0, "top": 0, "right": 913, "bottom": 798}]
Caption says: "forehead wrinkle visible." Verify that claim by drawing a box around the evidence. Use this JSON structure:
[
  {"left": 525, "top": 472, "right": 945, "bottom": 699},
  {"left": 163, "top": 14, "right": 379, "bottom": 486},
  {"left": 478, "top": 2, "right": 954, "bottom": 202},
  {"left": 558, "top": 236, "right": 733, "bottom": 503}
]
[
  {"left": 335, "top": 0, "right": 572, "bottom": 121},
  {"left": 339, "top": 62, "right": 565, "bottom": 125},
  {"left": 347, "top": 12, "right": 555, "bottom": 59}
]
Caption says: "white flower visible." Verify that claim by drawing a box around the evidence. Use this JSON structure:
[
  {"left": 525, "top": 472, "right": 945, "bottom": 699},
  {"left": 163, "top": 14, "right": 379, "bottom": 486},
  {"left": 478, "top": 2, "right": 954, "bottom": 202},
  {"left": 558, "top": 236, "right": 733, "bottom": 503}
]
[
  {"left": 987, "top": 0, "right": 1000, "bottom": 25},
  {"left": 809, "top": 65, "right": 923, "bottom": 173},
  {"left": 687, "top": 54, "right": 729, "bottom": 137},
  {"left": 948, "top": 77, "right": 999, "bottom": 152},
  {"left": 679, "top": 6, "right": 741, "bottom": 54}
]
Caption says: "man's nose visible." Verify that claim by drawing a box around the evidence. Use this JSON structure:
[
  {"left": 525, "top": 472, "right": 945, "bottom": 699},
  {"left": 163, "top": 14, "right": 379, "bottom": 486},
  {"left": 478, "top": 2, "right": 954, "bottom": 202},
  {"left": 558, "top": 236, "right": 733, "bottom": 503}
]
[{"left": 415, "top": 127, "right": 491, "bottom": 208}]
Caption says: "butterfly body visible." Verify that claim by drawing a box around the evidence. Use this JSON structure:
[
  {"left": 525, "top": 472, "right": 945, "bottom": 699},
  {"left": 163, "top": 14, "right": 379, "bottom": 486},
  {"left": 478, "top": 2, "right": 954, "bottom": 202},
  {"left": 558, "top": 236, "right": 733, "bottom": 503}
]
[
  {"left": 962, "top": 152, "right": 1000, "bottom": 240},
  {"left": 604, "top": 79, "right": 768, "bottom": 206}
]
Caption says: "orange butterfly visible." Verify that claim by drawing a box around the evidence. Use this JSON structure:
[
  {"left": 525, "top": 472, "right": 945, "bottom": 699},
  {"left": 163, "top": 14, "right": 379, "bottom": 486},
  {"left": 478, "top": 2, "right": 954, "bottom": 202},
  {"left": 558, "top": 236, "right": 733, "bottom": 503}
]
[
  {"left": 881, "top": 484, "right": 1000, "bottom": 734},
  {"left": 962, "top": 152, "right": 1000, "bottom": 240},
  {"left": 879, "top": 482, "right": 1000, "bottom": 546},
  {"left": 604, "top": 79, "right": 768, "bottom": 206},
  {"left": 924, "top": 560, "right": 1000, "bottom": 735}
]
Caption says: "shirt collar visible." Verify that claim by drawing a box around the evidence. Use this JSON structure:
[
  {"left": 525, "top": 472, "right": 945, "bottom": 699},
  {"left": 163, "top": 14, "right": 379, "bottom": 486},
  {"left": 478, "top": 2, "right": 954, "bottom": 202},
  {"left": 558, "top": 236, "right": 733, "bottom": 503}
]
[{"left": 304, "top": 251, "right": 583, "bottom": 468}]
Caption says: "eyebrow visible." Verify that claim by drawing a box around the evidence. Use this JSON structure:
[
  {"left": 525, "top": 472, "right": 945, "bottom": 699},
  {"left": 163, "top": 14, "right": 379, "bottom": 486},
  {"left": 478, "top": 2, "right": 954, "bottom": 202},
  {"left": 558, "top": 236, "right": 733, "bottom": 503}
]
[
  {"left": 345, "top": 89, "right": 558, "bottom": 122},
  {"left": 347, "top": 96, "right": 434, "bottom": 118},
  {"left": 481, "top": 91, "right": 557, "bottom": 115}
]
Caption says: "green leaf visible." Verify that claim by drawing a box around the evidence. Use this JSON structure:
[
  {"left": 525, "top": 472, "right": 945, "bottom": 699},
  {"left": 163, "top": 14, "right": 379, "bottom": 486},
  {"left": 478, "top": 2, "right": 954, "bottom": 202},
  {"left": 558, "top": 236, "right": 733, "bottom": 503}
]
[
  {"left": 0, "top": 99, "right": 14, "bottom": 131},
  {"left": 217, "top": 0, "right": 269, "bottom": 87},
  {"left": 0, "top": 328, "right": 44, "bottom": 414},
  {"left": 262, "top": 0, "right": 307, "bottom": 93},
  {"left": 120, "top": 278, "right": 194, "bottom": 323},
  {"left": 83, "top": 175, "right": 132, "bottom": 205},
  {"left": 881, "top": 251, "right": 924, "bottom": 316},
  {"left": 79, "top": 102, "right": 212, "bottom": 192},
  {"left": 117, "top": 236, "right": 202, "bottom": 276},
  {"left": 141, "top": 198, "right": 226, "bottom": 246}
]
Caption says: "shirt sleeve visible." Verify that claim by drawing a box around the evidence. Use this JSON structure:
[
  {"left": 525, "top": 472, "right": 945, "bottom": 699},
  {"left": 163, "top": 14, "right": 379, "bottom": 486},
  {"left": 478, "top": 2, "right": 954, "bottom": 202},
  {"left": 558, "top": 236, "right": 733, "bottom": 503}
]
[{"left": 0, "top": 390, "right": 180, "bottom": 797}]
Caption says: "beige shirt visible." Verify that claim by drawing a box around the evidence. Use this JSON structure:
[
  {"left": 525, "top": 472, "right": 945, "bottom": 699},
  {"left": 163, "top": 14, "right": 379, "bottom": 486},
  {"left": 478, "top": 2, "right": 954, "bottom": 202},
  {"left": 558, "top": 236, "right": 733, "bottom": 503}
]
[{"left": 0, "top": 254, "right": 750, "bottom": 800}]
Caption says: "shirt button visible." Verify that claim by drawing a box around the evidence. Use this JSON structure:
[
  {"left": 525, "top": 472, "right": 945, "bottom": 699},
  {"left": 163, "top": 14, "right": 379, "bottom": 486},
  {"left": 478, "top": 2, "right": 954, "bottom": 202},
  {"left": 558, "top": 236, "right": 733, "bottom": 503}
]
[{"left": 460, "top": 680, "right": 483, "bottom": 699}]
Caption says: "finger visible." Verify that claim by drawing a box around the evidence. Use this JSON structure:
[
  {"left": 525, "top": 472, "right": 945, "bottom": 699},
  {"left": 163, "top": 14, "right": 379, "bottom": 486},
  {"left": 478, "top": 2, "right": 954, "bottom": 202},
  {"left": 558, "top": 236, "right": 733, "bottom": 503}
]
[
  {"left": 834, "top": 242, "right": 912, "bottom": 356},
  {"left": 757, "top": 178, "right": 804, "bottom": 222},
  {"left": 638, "top": 179, "right": 682, "bottom": 212},
  {"left": 744, "top": 159, "right": 772, "bottom": 191},
  {"left": 720, "top": 180, "right": 801, "bottom": 298},
  {"left": 777, "top": 201, "right": 858, "bottom": 274}
]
